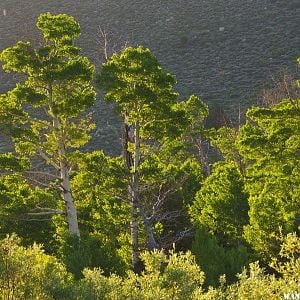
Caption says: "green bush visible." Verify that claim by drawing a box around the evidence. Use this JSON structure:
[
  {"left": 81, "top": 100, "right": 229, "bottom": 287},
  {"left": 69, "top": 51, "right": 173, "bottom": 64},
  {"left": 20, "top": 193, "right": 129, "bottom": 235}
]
[
  {"left": 194, "top": 233, "right": 300, "bottom": 300},
  {"left": 0, "top": 233, "right": 298, "bottom": 299},
  {"left": 192, "top": 226, "right": 249, "bottom": 287},
  {"left": 76, "top": 249, "right": 205, "bottom": 300},
  {"left": 0, "top": 234, "right": 74, "bottom": 299}
]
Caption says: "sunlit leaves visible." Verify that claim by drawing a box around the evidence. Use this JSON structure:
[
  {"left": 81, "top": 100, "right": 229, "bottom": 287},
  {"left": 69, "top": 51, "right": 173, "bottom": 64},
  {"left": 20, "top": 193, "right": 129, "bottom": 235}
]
[
  {"left": 190, "top": 162, "right": 248, "bottom": 243},
  {"left": 237, "top": 99, "right": 300, "bottom": 260},
  {"left": 97, "top": 46, "right": 180, "bottom": 139},
  {"left": 37, "top": 12, "right": 80, "bottom": 43}
]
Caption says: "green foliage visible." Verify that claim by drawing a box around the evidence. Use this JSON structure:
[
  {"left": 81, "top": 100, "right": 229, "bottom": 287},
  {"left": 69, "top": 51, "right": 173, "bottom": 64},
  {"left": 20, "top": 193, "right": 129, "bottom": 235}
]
[
  {"left": 222, "top": 233, "right": 300, "bottom": 299},
  {"left": 179, "top": 94, "right": 209, "bottom": 143},
  {"left": 0, "top": 12, "right": 298, "bottom": 299},
  {"left": 76, "top": 249, "right": 205, "bottom": 300},
  {"left": 270, "top": 232, "right": 300, "bottom": 278},
  {"left": 210, "top": 127, "right": 243, "bottom": 169},
  {"left": 76, "top": 268, "right": 123, "bottom": 300},
  {"left": 191, "top": 226, "right": 249, "bottom": 287},
  {"left": 0, "top": 12, "right": 96, "bottom": 239},
  {"left": 190, "top": 162, "right": 249, "bottom": 243},
  {"left": 225, "top": 262, "right": 286, "bottom": 300},
  {"left": 97, "top": 45, "right": 185, "bottom": 139},
  {"left": 238, "top": 99, "right": 300, "bottom": 260},
  {"left": 53, "top": 233, "right": 129, "bottom": 280},
  {"left": 0, "top": 11, "right": 96, "bottom": 161},
  {"left": 74, "top": 233, "right": 299, "bottom": 299},
  {"left": 0, "top": 153, "right": 30, "bottom": 172},
  {"left": 0, "top": 94, "right": 27, "bottom": 135},
  {"left": 0, "top": 234, "right": 73, "bottom": 299},
  {"left": 97, "top": 45, "right": 204, "bottom": 264},
  {"left": 0, "top": 233, "right": 298, "bottom": 299},
  {"left": 37, "top": 12, "right": 80, "bottom": 42},
  {"left": 54, "top": 151, "right": 131, "bottom": 276},
  {"left": 192, "top": 233, "right": 300, "bottom": 300},
  {"left": 174, "top": 94, "right": 213, "bottom": 172},
  {"left": 0, "top": 175, "right": 56, "bottom": 247}
]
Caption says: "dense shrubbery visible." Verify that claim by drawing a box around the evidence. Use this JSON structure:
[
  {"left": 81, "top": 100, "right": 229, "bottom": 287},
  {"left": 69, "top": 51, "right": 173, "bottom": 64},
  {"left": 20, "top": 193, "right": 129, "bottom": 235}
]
[
  {"left": 0, "top": 233, "right": 298, "bottom": 299},
  {"left": 0, "top": 235, "right": 73, "bottom": 299}
]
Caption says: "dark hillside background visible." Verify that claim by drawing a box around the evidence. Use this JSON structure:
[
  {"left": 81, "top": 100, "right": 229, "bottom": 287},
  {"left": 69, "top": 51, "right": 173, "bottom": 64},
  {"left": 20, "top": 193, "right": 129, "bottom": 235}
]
[{"left": 0, "top": 0, "right": 299, "bottom": 153}]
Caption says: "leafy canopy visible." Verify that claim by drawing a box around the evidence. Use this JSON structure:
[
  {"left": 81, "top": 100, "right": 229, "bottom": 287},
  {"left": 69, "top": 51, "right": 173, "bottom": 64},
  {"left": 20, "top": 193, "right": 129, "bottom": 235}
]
[
  {"left": 237, "top": 99, "right": 300, "bottom": 259},
  {"left": 97, "top": 45, "right": 185, "bottom": 139}
]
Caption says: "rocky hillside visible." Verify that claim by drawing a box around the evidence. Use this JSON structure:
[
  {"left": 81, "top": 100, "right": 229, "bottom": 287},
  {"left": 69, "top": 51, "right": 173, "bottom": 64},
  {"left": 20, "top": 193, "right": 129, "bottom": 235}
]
[{"left": 0, "top": 0, "right": 299, "bottom": 153}]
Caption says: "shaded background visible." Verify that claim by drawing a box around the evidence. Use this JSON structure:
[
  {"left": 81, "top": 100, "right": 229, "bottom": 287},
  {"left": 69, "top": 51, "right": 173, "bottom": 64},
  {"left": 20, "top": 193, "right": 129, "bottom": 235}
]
[{"left": 0, "top": 0, "right": 299, "bottom": 154}]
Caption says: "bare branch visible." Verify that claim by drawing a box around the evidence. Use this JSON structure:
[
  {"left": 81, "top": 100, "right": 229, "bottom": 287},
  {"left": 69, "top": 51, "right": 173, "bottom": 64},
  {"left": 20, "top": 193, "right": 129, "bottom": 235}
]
[
  {"left": 26, "top": 177, "right": 50, "bottom": 188},
  {"left": 31, "top": 160, "right": 47, "bottom": 170},
  {"left": 260, "top": 71, "right": 300, "bottom": 108},
  {"left": 38, "top": 150, "right": 60, "bottom": 170},
  {"left": 154, "top": 210, "right": 184, "bottom": 223},
  {"left": 159, "top": 228, "right": 194, "bottom": 249},
  {"left": 96, "top": 25, "right": 129, "bottom": 62},
  {"left": 25, "top": 170, "right": 59, "bottom": 179},
  {"left": 98, "top": 26, "right": 109, "bottom": 61},
  {"left": 150, "top": 177, "right": 187, "bottom": 220},
  {"left": 138, "top": 204, "right": 160, "bottom": 249},
  {"left": 20, "top": 218, "right": 52, "bottom": 222},
  {"left": 28, "top": 206, "right": 66, "bottom": 216},
  {"left": 27, "top": 211, "right": 64, "bottom": 216}
]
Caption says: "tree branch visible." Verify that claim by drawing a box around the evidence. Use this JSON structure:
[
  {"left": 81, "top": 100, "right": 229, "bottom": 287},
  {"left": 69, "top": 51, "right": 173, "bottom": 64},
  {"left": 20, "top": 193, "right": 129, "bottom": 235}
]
[
  {"left": 25, "top": 170, "right": 59, "bottom": 179},
  {"left": 149, "top": 177, "right": 187, "bottom": 221},
  {"left": 38, "top": 150, "right": 60, "bottom": 170},
  {"left": 28, "top": 206, "right": 66, "bottom": 216},
  {"left": 159, "top": 228, "right": 194, "bottom": 249},
  {"left": 26, "top": 177, "right": 50, "bottom": 188}
]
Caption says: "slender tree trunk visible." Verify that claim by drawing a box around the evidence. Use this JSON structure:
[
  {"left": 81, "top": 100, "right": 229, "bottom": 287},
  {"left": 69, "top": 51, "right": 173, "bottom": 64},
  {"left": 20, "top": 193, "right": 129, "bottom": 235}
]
[
  {"left": 139, "top": 206, "right": 159, "bottom": 250},
  {"left": 124, "top": 120, "right": 159, "bottom": 270},
  {"left": 53, "top": 116, "right": 80, "bottom": 238},
  {"left": 196, "top": 138, "right": 211, "bottom": 176},
  {"left": 130, "top": 121, "right": 140, "bottom": 271},
  {"left": 60, "top": 158, "right": 80, "bottom": 238},
  {"left": 130, "top": 179, "right": 139, "bottom": 271},
  {"left": 123, "top": 121, "right": 140, "bottom": 271}
]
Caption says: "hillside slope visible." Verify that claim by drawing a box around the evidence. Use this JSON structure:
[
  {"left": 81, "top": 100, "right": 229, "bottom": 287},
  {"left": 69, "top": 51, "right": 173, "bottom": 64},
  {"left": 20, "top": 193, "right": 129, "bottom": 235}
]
[{"left": 0, "top": 0, "right": 299, "bottom": 153}]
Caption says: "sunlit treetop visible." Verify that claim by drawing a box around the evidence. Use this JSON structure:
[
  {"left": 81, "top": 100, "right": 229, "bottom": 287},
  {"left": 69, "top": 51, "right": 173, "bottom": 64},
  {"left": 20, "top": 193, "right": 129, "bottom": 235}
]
[{"left": 37, "top": 12, "right": 80, "bottom": 43}]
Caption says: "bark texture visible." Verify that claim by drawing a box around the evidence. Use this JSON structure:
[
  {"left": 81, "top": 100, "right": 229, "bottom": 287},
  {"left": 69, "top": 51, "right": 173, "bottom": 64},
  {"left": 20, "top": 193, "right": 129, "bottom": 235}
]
[{"left": 53, "top": 115, "right": 80, "bottom": 238}]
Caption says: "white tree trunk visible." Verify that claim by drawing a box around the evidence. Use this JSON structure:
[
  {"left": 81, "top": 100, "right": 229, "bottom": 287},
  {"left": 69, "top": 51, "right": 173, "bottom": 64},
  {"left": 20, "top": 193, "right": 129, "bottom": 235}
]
[
  {"left": 53, "top": 116, "right": 80, "bottom": 238},
  {"left": 130, "top": 179, "right": 139, "bottom": 271},
  {"left": 139, "top": 206, "right": 159, "bottom": 250},
  {"left": 130, "top": 121, "right": 140, "bottom": 271},
  {"left": 60, "top": 159, "right": 80, "bottom": 238},
  {"left": 126, "top": 120, "right": 159, "bottom": 269}
]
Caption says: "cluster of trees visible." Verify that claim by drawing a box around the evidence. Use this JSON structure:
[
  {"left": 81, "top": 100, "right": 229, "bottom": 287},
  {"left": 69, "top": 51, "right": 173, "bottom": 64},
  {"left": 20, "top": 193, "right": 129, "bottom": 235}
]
[{"left": 0, "top": 12, "right": 299, "bottom": 298}]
